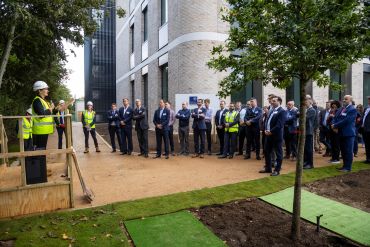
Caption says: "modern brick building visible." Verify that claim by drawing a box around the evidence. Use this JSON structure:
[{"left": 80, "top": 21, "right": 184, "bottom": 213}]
[{"left": 116, "top": 0, "right": 370, "bottom": 127}]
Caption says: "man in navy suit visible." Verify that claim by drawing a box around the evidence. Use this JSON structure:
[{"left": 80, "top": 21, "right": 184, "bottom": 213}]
[
  {"left": 118, "top": 98, "right": 133, "bottom": 155},
  {"left": 244, "top": 98, "right": 262, "bottom": 160},
  {"left": 133, "top": 99, "right": 149, "bottom": 158},
  {"left": 304, "top": 99, "right": 317, "bottom": 169},
  {"left": 332, "top": 95, "right": 357, "bottom": 172},
  {"left": 361, "top": 96, "right": 370, "bottom": 163},
  {"left": 284, "top": 101, "right": 298, "bottom": 160},
  {"left": 107, "top": 103, "right": 122, "bottom": 152},
  {"left": 191, "top": 99, "right": 207, "bottom": 158},
  {"left": 259, "top": 96, "right": 287, "bottom": 176},
  {"left": 153, "top": 99, "right": 170, "bottom": 159},
  {"left": 215, "top": 100, "right": 228, "bottom": 155}
]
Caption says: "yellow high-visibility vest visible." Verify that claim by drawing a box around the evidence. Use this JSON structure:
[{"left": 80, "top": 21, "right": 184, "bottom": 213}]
[
  {"left": 83, "top": 110, "right": 95, "bottom": 128},
  {"left": 225, "top": 111, "right": 239, "bottom": 132},
  {"left": 18, "top": 117, "right": 33, "bottom": 140},
  {"left": 32, "top": 96, "right": 54, "bottom": 135}
]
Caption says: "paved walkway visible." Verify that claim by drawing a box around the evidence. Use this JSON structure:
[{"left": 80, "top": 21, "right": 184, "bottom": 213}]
[{"left": 67, "top": 122, "right": 366, "bottom": 209}]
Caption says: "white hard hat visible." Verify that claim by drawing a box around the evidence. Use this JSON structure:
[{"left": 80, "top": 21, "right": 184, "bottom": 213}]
[
  {"left": 33, "top": 81, "right": 49, "bottom": 91},
  {"left": 86, "top": 101, "right": 93, "bottom": 106},
  {"left": 26, "top": 108, "right": 32, "bottom": 115},
  {"left": 59, "top": 100, "right": 65, "bottom": 104}
]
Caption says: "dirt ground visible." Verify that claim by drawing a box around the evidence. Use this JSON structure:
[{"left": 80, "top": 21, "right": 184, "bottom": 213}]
[
  {"left": 305, "top": 169, "right": 370, "bottom": 213},
  {"left": 195, "top": 198, "right": 360, "bottom": 247},
  {"left": 0, "top": 122, "right": 367, "bottom": 211}
]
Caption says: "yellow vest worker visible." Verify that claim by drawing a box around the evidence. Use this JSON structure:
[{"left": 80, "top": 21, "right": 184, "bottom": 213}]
[
  {"left": 17, "top": 108, "right": 34, "bottom": 151},
  {"left": 219, "top": 103, "right": 240, "bottom": 159},
  {"left": 82, "top": 101, "right": 100, "bottom": 153}
]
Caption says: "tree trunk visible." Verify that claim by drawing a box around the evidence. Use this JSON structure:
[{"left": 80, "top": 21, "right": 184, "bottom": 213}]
[
  {"left": 0, "top": 12, "right": 17, "bottom": 89},
  {"left": 291, "top": 78, "right": 308, "bottom": 241}
]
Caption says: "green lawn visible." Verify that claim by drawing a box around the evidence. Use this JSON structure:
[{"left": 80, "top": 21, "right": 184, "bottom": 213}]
[{"left": 1, "top": 162, "right": 369, "bottom": 246}]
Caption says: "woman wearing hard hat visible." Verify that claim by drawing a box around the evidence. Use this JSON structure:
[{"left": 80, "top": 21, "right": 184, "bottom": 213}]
[
  {"left": 16, "top": 108, "right": 33, "bottom": 151},
  {"left": 81, "top": 101, "right": 100, "bottom": 153},
  {"left": 32, "top": 81, "right": 55, "bottom": 150}
]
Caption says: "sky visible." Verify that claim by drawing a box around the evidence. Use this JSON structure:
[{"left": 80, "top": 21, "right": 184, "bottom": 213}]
[{"left": 62, "top": 40, "right": 85, "bottom": 99}]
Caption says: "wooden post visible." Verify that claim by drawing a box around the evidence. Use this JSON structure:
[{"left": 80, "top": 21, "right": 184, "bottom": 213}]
[
  {"left": 66, "top": 115, "right": 74, "bottom": 208},
  {"left": 0, "top": 115, "right": 4, "bottom": 165},
  {"left": 18, "top": 118, "right": 26, "bottom": 186}
]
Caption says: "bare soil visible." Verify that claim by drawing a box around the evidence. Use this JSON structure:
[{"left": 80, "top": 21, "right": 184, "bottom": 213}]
[
  {"left": 305, "top": 169, "right": 370, "bottom": 213},
  {"left": 195, "top": 198, "right": 360, "bottom": 247}
]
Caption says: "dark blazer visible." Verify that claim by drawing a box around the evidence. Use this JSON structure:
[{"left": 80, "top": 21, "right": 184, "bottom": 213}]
[
  {"left": 285, "top": 108, "right": 298, "bottom": 134},
  {"left": 133, "top": 106, "right": 149, "bottom": 130},
  {"left": 176, "top": 108, "right": 191, "bottom": 127},
  {"left": 362, "top": 107, "right": 370, "bottom": 133},
  {"left": 265, "top": 106, "right": 286, "bottom": 141},
  {"left": 333, "top": 105, "right": 356, "bottom": 137},
  {"left": 107, "top": 109, "right": 120, "bottom": 127},
  {"left": 118, "top": 106, "right": 133, "bottom": 127},
  {"left": 245, "top": 107, "right": 262, "bottom": 129},
  {"left": 306, "top": 107, "right": 317, "bottom": 136},
  {"left": 215, "top": 108, "right": 228, "bottom": 127},
  {"left": 191, "top": 107, "right": 207, "bottom": 130},
  {"left": 153, "top": 108, "right": 170, "bottom": 131},
  {"left": 319, "top": 109, "right": 331, "bottom": 130}
]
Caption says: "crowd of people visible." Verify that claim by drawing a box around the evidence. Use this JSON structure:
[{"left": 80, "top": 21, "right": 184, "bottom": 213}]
[{"left": 80, "top": 93, "right": 369, "bottom": 177}]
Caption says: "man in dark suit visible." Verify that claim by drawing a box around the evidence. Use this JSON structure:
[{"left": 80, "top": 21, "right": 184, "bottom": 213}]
[
  {"left": 215, "top": 100, "right": 228, "bottom": 155},
  {"left": 304, "top": 99, "right": 317, "bottom": 169},
  {"left": 191, "top": 99, "right": 207, "bottom": 158},
  {"left": 244, "top": 98, "right": 262, "bottom": 160},
  {"left": 176, "top": 102, "right": 191, "bottom": 155},
  {"left": 319, "top": 101, "right": 332, "bottom": 157},
  {"left": 118, "top": 98, "right": 133, "bottom": 155},
  {"left": 259, "top": 96, "right": 286, "bottom": 176},
  {"left": 153, "top": 99, "right": 170, "bottom": 159},
  {"left": 133, "top": 99, "right": 149, "bottom": 158},
  {"left": 361, "top": 96, "right": 370, "bottom": 163},
  {"left": 332, "top": 95, "right": 357, "bottom": 171},
  {"left": 107, "top": 103, "right": 122, "bottom": 152},
  {"left": 284, "top": 101, "right": 298, "bottom": 160}
]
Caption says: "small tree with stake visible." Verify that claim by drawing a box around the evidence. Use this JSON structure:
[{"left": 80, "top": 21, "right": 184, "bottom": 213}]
[{"left": 208, "top": 0, "right": 369, "bottom": 241}]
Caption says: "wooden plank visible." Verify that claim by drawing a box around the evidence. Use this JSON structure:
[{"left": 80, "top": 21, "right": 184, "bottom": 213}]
[
  {"left": 0, "top": 115, "right": 5, "bottom": 165},
  {"left": 0, "top": 183, "right": 71, "bottom": 218},
  {"left": 66, "top": 116, "right": 74, "bottom": 208},
  {"left": 18, "top": 118, "right": 26, "bottom": 186},
  {"left": 0, "top": 148, "right": 73, "bottom": 159}
]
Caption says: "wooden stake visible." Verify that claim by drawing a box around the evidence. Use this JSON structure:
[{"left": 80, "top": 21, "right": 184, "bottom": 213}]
[{"left": 18, "top": 118, "right": 26, "bottom": 186}]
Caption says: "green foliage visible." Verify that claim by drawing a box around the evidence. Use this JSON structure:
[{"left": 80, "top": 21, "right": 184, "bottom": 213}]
[{"left": 208, "top": 0, "right": 370, "bottom": 98}]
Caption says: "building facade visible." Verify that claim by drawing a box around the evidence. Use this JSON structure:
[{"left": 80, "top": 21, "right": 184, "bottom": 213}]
[
  {"left": 116, "top": 0, "right": 370, "bottom": 127},
  {"left": 85, "top": 0, "right": 116, "bottom": 122}
]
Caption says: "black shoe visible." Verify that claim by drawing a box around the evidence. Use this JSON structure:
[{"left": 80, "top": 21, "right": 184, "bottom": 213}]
[
  {"left": 244, "top": 155, "right": 251, "bottom": 160},
  {"left": 336, "top": 166, "right": 344, "bottom": 170},
  {"left": 153, "top": 155, "right": 161, "bottom": 159},
  {"left": 228, "top": 155, "right": 234, "bottom": 159},
  {"left": 127, "top": 152, "right": 132, "bottom": 155},
  {"left": 236, "top": 152, "right": 243, "bottom": 156},
  {"left": 338, "top": 168, "right": 350, "bottom": 172},
  {"left": 165, "top": 155, "right": 169, "bottom": 159},
  {"left": 271, "top": 171, "right": 280, "bottom": 176},
  {"left": 216, "top": 152, "right": 223, "bottom": 155},
  {"left": 303, "top": 165, "right": 314, "bottom": 170},
  {"left": 363, "top": 160, "right": 370, "bottom": 164},
  {"left": 138, "top": 153, "right": 143, "bottom": 156},
  {"left": 259, "top": 169, "right": 272, "bottom": 173},
  {"left": 120, "top": 152, "right": 127, "bottom": 155},
  {"left": 208, "top": 151, "right": 212, "bottom": 155},
  {"left": 111, "top": 150, "right": 116, "bottom": 153},
  {"left": 144, "top": 154, "right": 149, "bottom": 158},
  {"left": 256, "top": 156, "right": 261, "bottom": 160},
  {"left": 218, "top": 155, "right": 227, "bottom": 159}
]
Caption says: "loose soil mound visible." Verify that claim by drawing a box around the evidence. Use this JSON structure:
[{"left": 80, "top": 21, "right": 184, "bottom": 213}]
[
  {"left": 305, "top": 169, "right": 370, "bottom": 213},
  {"left": 195, "top": 199, "right": 359, "bottom": 247}
]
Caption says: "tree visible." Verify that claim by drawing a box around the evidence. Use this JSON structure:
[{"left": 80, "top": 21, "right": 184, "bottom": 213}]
[{"left": 208, "top": 0, "right": 369, "bottom": 241}]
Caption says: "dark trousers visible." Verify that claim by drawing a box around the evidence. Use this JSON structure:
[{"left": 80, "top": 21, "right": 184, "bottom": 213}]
[
  {"left": 246, "top": 126, "right": 260, "bottom": 157},
  {"left": 353, "top": 131, "right": 358, "bottom": 155},
  {"left": 56, "top": 127, "right": 66, "bottom": 149},
  {"left": 33, "top": 134, "right": 49, "bottom": 149},
  {"left": 83, "top": 128, "right": 98, "bottom": 148},
  {"left": 156, "top": 128, "right": 169, "bottom": 156},
  {"left": 109, "top": 125, "right": 122, "bottom": 151},
  {"left": 223, "top": 131, "right": 237, "bottom": 156},
  {"left": 363, "top": 131, "right": 370, "bottom": 161},
  {"left": 319, "top": 127, "right": 331, "bottom": 154},
  {"left": 120, "top": 126, "right": 133, "bottom": 153},
  {"left": 136, "top": 128, "right": 148, "bottom": 154},
  {"left": 216, "top": 128, "right": 225, "bottom": 154},
  {"left": 285, "top": 132, "right": 297, "bottom": 158},
  {"left": 205, "top": 122, "right": 212, "bottom": 152},
  {"left": 330, "top": 130, "right": 340, "bottom": 161},
  {"left": 340, "top": 136, "right": 355, "bottom": 171},
  {"left": 264, "top": 136, "right": 283, "bottom": 172},
  {"left": 304, "top": 135, "right": 314, "bottom": 167},
  {"left": 168, "top": 125, "right": 175, "bottom": 153},
  {"left": 238, "top": 126, "right": 247, "bottom": 154},
  {"left": 179, "top": 126, "right": 189, "bottom": 154},
  {"left": 24, "top": 138, "right": 33, "bottom": 151},
  {"left": 194, "top": 128, "right": 206, "bottom": 154}
]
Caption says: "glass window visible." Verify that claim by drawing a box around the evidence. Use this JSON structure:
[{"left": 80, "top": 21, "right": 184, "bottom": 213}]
[
  {"left": 286, "top": 78, "right": 300, "bottom": 105},
  {"left": 131, "top": 80, "right": 135, "bottom": 105},
  {"left": 143, "top": 74, "right": 148, "bottom": 108},
  {"left": 329, "top": 70, "right": 341, "bottom": 101},
  {"left": 161, "top": 0, "right": 168, "bottom": 26},
  {"left": 364, "top": 72, "right": 370, "bottom": 105},
  {"left": 161, "top": 64, "right": 168, "bottom": 101},
  {"left": 143, "top": 7, "right": 148, "bottom": 42},
  {"left": 130, "top": 24, "right": 135, "bottom": 53}
]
